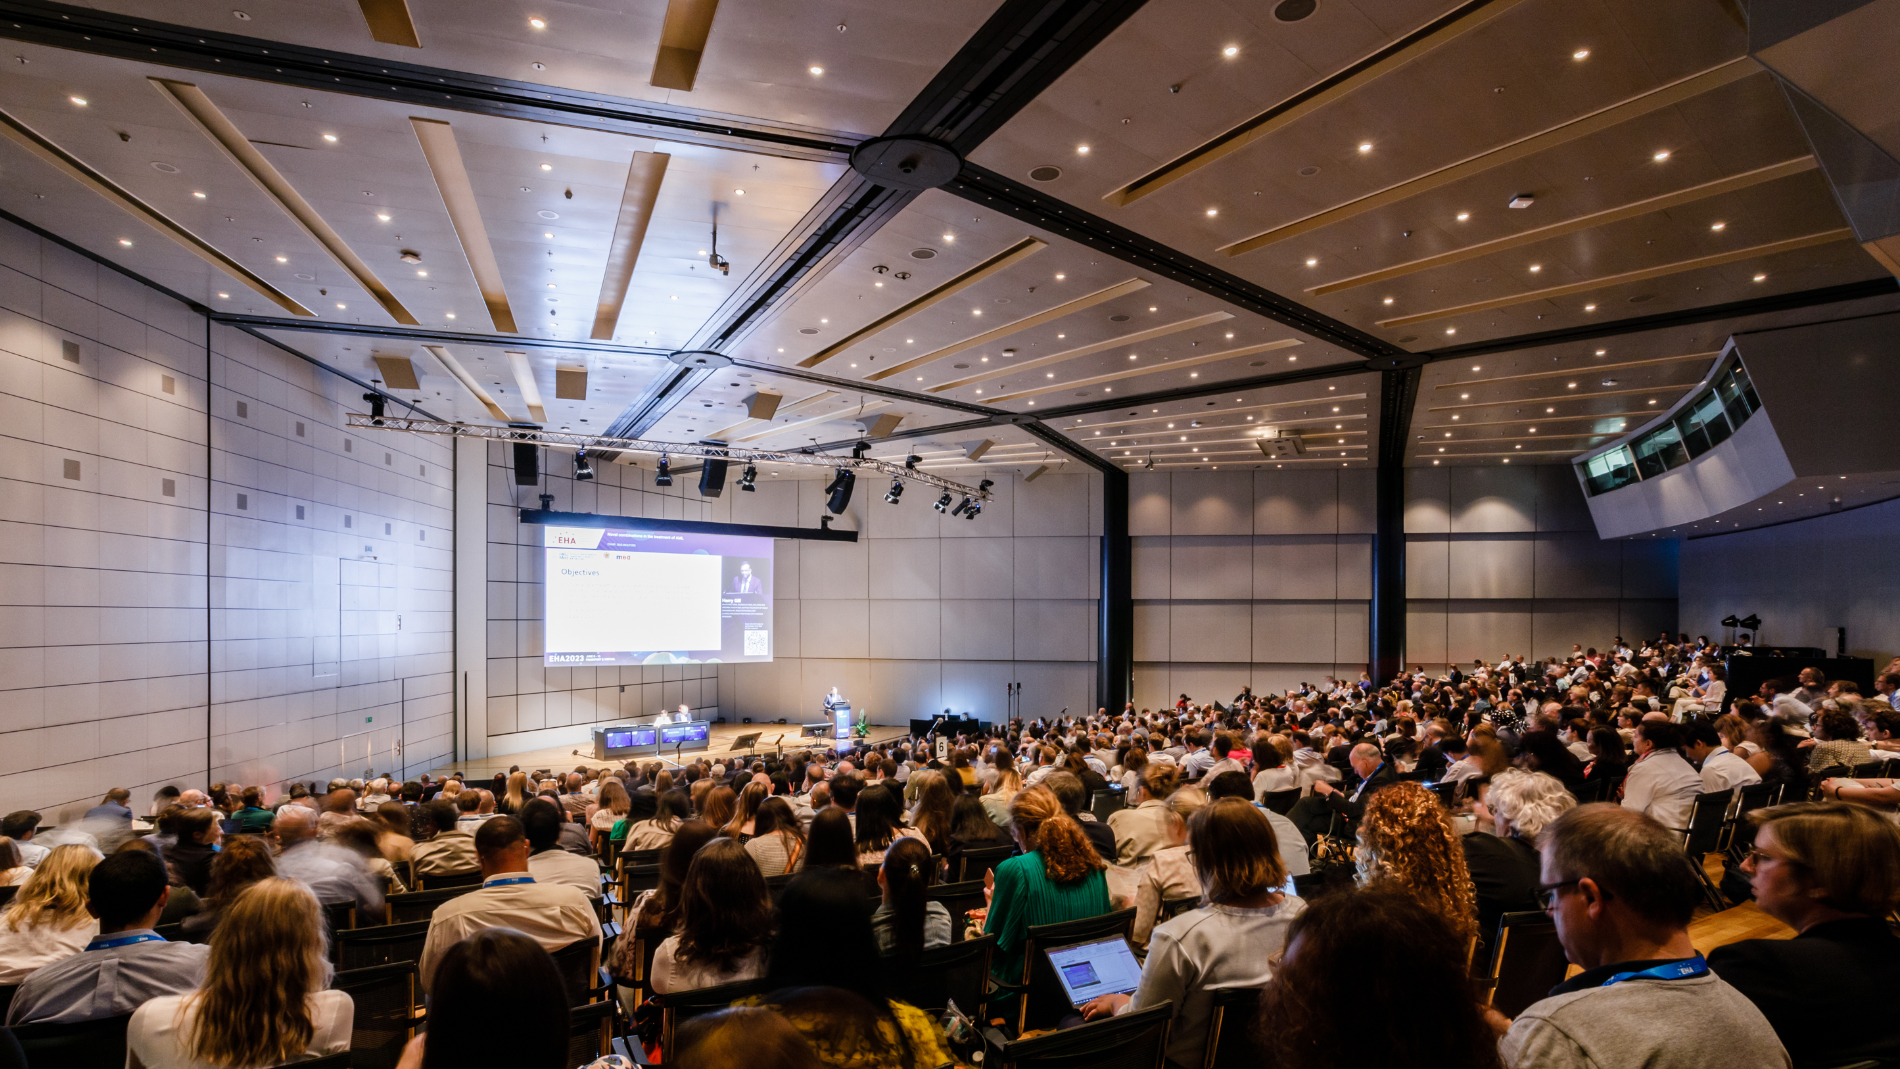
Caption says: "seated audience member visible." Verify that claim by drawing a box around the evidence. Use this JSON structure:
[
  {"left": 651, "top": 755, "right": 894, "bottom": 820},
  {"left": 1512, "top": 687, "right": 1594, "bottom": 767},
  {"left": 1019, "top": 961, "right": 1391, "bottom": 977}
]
[
  {"left": 1355, "top": 781, "right": 1479, "bottom": 946},
  {"left": 0, "top": 838, "right": 28, "bottom": 887},
  {"left": 231, "top": 786, "right": 275, "bottom": 835},
  {"left": 745, "top": 797, "right": 806, "bottom": 877},
  {"left": 650, "top": 838, "right": 773, "bottom": 995},
  {"left": 272, "top": 806, "right": 382, "bottom": 912},
  {"left": 163, "top": 808, "right": 220, "bottom": 897},
  {"left": 1, "top": 813, "right": 46, "bottom": 871},
  {"left": 1465, "top": 770, "right": 1574, "bottom": 950},
  {"left": 1129, "top": 791, "right": 1203, "bottom": 953},
  {"left": 872, "top": 836, "right": 951, "bottom": 964},
  {"left": 1500, "top": 805, "right": 1789, "bottom": 1069},
  {"left": 1257, "top": 886, "right": 1502, "bottom": 1069},
  {"left": 626, "top": 820, "right": 718, "bottom": 931},
  {"left": 672, "top": 1006, "right": 824, "bottom": 1069},
  {"left": 521, "top": 799, "right": 600, "bottom": 899},
  {"left": 1044, "top": 771, "right": 1116, "bottom": 863},
  {"left": 697, "top": 785, "right": 738, "bottom": 835},
  {"left": 1083, "top": 799, "right": 1306, "bottom": 1069},
  {"left": 1708, "top": 803, "right": 1900, "bottom": 1069},
  {"left": 6, "top": 851, "right": 208, "bottom": 1025},
  {"left": 979, "top": 786, "right": 1109, "bottom": 989},
  {"left": 84, "top": 789, "right": 136, "bottom": 852},
  {"left": 854, "top": 784, "right": 922, "bottom": 869},
  {"left": 942, "top": 794, "right": 1007, "bottom": 877},
  {"left": 905, "top": 770, "right": 957, "bottom": 857},
  {"left": 418, "top": 816, "right": 601, "bottom": 991},
  {"left": 1288, "top": 742, "right": 1397, "bottom": 843},
  {"left": 410, "top": 799, "right": 479, "bottom": 878},
  {"left": 0, "top": 844, "right": 100, "bottom": 984},
  {"left": 1205, "top": 771, "right": 1308, "bottom": 878},
  {"left": 624, "top": 789, "right": 689, "bottom": 853},
  {"left": 396, "top": 928, "right": 569, "bottom": 1069},
  {"left": 372, "top": 802, "right": 415, "bottom": 864},
  {"left": 1805, "top": 708, "right": 1873, "bottom": 776},
  {"left": 1251, "top": 738, "right": 1297, "bottom": 798},
  {"left": 1620, "top": 721, "right": 1703, "bottom": 833},
  {"left": 1584, "top": 727, "right": 1630, "bottom": 793},
  {"left": 1107, "top": 762, "right": 1182, "bottom": 865},
  {"left": 1516, "top": 731, "right": 1588, "bottom": 798},
  {"left": 127, "top": 878, "right": 351, "bottom": 1069},
  {"left": 725, "top": 781, "right": 768, "bottom": 841},
  {"left": 1684, "top": 721, "right": 1762, "bottom": 796},
  {"left": 178, "top": 836, "right": 273, "bottom": 942},
  {"left": 331, "top": 818, "right": 407, "bottom": 894},
  {"left": 750, "top": 866, "right": 954, "bottom": 1069}
]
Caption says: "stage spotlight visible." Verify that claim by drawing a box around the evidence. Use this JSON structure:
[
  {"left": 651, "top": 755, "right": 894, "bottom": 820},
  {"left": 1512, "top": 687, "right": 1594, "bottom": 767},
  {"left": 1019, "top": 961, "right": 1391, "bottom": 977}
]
[
  {"left": 951, "top": 496, "right": 973, "bottom": 517},
  {"left": 884, "top": 478, "right": 904, "bottom": 504},
  {"left": 573, "top": 451, "right": 594, "bottom": 481},
  {"left": 1739, "top": 613, "right": 1761, "bottom": 632},
  {"left": 654, "top": 454, "right": 672, "bottom": 487},
  {"left": 966, "top": 499, "right": 982, "bottom": 520},
  {"left": 851, "top": 440, "right": 871, "bottom": 459},
  {"left": 362, "top": 392, "right": 386, "bottom": 424},
  {"left": 824, "top": 468, "right": 855, "bottom": 514},
  {"left": 904, "top": 454, "right": 922, "bottom": 470},
  {"left": 738, "top": 465, "right": 758, "bottom": 492},
  {"left": 978, "top": 478, "right": 994, "bottom": 493},
  {"left": 1721, "top": 614, "right": 1740, "bottom": 628},
  {"left": 934, "top": 493, "right": 953, "bottom": 513}
]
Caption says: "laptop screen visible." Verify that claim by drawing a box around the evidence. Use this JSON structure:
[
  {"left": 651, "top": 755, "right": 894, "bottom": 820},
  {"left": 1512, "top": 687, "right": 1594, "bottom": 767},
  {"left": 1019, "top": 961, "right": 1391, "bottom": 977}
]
[{"left": 1046, "top": 937, "right": 1143, "bottom": 1007}]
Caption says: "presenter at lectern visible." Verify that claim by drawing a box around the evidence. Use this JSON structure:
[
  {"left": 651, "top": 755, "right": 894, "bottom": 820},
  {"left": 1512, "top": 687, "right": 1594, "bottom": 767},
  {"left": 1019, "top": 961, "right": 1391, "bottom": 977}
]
[{"left": 824, "top": 687, "right": 852, "bottom": 743}]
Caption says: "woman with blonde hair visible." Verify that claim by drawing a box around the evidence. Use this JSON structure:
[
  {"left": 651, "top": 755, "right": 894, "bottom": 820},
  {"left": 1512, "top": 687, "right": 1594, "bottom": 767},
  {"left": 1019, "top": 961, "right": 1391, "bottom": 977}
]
[
  {"left": 128, "top": 878, "right": 350, "bottom": 1068},
  {"left": 0, "top": 843, "right": 100, "bottom": 983},
  {"left": 590, "top": 777, "right": 631, "bottom": 845},
  {"left": 497, "top": 770, "right": 530, "bottom": 816},
  {"left": 977, "top": 785, "right": 1109, "bottom": 997},
  {"left": 1355, "top": 781, "right": 1479, "bottom": 946}
]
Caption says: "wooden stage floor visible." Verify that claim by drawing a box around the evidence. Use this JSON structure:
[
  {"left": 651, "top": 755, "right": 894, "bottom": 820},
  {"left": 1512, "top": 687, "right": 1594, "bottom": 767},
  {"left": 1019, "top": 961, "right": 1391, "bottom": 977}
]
[{"left": 431, "top": 722, "right": 914, "bottom": 780}]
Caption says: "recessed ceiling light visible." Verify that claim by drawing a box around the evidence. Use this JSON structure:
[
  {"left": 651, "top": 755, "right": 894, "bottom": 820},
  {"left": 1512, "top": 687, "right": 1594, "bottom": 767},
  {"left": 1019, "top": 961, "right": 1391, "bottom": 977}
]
[
  {"left": 1456, "top": 212, "right": 1470, "bottom": 222},
  {"left": 809, "top": 66, "right": 824, "bottom": 75},
  {"left": 547, "top": 283, "right": 556, "bottom": 289},
  {"left": 1753, "top": 273, "right": 1767, "bottom": 282},
  {"left": 417, "top": 270, "right": 427, "bottom": 277},
  {"left": 217, "top": 292, "right": 228, "bottom": 299},
  {"left": 1573, "top": 48, "right": 1590, "bottom": 60},
  {"left": 544, "top": 232, "right": 553, "bottom": 238},
  {"left": 1383, "top": 297, "right": 1394, "bottom": 305},
  {"left": 275, "top": 255, "right": 287, "bottom": 263},
  {"left": 1528, "top": 264, "right": 1541, "bottom": 272},
  {"left": 1460, "top": 393, "right": 1469, "bottom": 399},
  {"left": 1567, "top": 382, "right": 1578, "bottom": 388},
  {"left": 1305, "top": 257, "right": 1317, "bottom": 266},
  {"left": 942, "top": 233, "right": 954, "bottom": 242},
  {"left": 1445, "top": 327, "right": 1456, "bottom": 334},
  {"left": 322, "top": 133, "right": 338, "bottom": 143},
  {"left": 1225, "top": 332, "right": 1234, "bottom": 338},
  {"left": 734, "top": 188, "right": 745, "bottom": 195},
  {"left": 529, "top": 16, "right": 545, "bottom": 28},
  {"left": 1652, "top": 150, "right": 1670, "bottom": 161},
  {"left": 1595, "top": 349, "right": 1606, "bottom": 355},
  {"left": 1358, "top": 142, "right": 1372, "bottom": 153},
  {"left": 446, "top": 313, "right": 456, "bottom": 319},
  {"left": 540, "top": 163, "right": 552, "bottom": 171},
  {"left": 1129, "top": 354, "right": 1137, "bottom": 360},
  {"left": 1206, "top": 208, "right": 1218, "bottom": 216},
  {"left": 1648, "top": 399, "right": 1658, "bottom": 404},
  {"left": 1709, "top": 221, "right": 1725, "bottom": 231},
  {"left": 820, "top": 318, "right": 828, "bottom": 323},
  {"left": 336, "top": 303, "right": 346, "bottom": 309},
  {"left": 1148, "top": 306, "right": 1157, "bottom": 312},
  {"left": 1223, "top": 45, "right": 1239, "bottom": 57},
  {"left": 70, "top": 96, "right": 87, "bottom": 106},
  {"left": 1077, "top": 145, "right": 1090, "bottom": 155},
  {"left": 192, "top": 191, "right": 207, "bottom": 199},
  {"left": 1471, "top": 365, "right": 1480, "bottom": 371},
  {"left": 377, "top": 213, "right": 391, "bottom": 221},
  {"left": 1547, "top": 407, "right": 1554, "bottom": 413}
]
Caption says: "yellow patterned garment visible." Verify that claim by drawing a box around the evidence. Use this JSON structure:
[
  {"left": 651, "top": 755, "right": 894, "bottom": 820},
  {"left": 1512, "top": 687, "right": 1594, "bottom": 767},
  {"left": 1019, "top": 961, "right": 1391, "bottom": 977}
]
[{"left": 735, "top": 995, "right": 955, "bottom": 1069}]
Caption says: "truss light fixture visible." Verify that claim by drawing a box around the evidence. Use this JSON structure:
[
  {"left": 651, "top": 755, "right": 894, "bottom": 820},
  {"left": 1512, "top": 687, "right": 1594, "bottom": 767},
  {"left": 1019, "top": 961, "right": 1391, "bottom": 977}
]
[
  {"left": 824, "top": 468, "right": 855, "bottom": 513},
  {"left": 950, "top": 496, "right": 973, "bottom": 517},
  {"left": 934, "top": 493, "right": 953, "bottom": 513},
  {"left": 655, "top": 455, "right": 672, "bottom": 486},
  {"left": 738, "top": 464, "right": 758, "bottom": 491},
  {"left": 884, "top": 478, "right": 904, "bottom": 503},
  {"left": 573, "top": 451, "right": 594, "bottom": 481}
]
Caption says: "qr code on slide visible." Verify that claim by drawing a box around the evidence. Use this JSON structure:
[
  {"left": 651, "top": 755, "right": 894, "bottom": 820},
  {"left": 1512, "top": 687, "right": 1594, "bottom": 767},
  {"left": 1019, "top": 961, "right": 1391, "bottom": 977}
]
[{"left": 744, "top": 630, "right": 769, "bottom": 656}]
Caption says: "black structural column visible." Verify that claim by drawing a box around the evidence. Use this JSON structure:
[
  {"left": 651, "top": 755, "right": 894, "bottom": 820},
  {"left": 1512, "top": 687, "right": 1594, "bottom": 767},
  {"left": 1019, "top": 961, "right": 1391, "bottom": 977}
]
[
  {"left": 1098, "top": 469, "right": 1133, "bottom": 716},
  {"left": 1369, "top": 365, "right": 1421, "bottom": 686}
]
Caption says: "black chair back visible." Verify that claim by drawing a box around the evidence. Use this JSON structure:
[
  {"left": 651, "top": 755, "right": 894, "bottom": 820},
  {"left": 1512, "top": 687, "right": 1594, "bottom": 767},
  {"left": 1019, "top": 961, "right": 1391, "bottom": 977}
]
[
  {"left": 550, "top": 939, "right": 601, "bottom": 1006},
  {"left": 324, "top": 901, "right": 357, "bottom": 936},
  {"left": 1090, "top": 787, "right": 1126, "bottom": 821},
  {"left": 956, "top": 844, "right": 1015, "bottom": 883},
  {"left": 1158, "top": 896, "right": 1200, "bottom": 923},
  {"left": 1019, "top": 908, "right": 1137, "bottom": 1033},
  {"left": 1484, "top": 911, "right": 1569, "bottom": 1018},
  {"left": 885, "top": 934, "right": 995, "bottom": 1016},
  {"left": 656, "top": 977, "right": 774, "bottom": 1055},
  {"left": 764, "top": 872, "right": 795, "bottom": 904},
  {"left": 335, "top": 920, "right": 432, "bottom": 972},
  {"left": 567, "top": 1000, "right": 616, "bottom": 1067},
  {"left": 621, "top": 847, "right": 663, "bottom": 867},
  {"left": 986, "top": 1001, "right": 1173, "bottom": 1069},
  {"left": 0, "top": 885, "right": 15, "bottom": 907},
  {"left": 331, "top": 962, "right": 418, "bottom": 1069},
  {"left": 294, "top": 1052, "right": 352, "bottom": 1069},
  {"left": 0, "top": 984, "right": 16, "bottom": 1022},
  {"left": 152, "top": 922, "right": 184, "bottom": 942},
  {"left": 930, "top": 879, "right": 987, "bottom": 941},
  {"left": 385, "top": 885, "right": 477, "bottom": 924},
  {"left": 1204, "top": 986, "right": 1265, "bottom": 1069},
  {"left": 1684, "top": 791, "right": 1730, "bottom": 855},
  {"left": 1851, "top": 759, "right": 1888, "bottom": 778},
  {"left": 415, "top": 871, "right": 483, "bottom": 891},
  {"left": 622, "top": 863, "right": 663, "bottom": 900},
  {"left": 611, "top": 925, "right": 671, "bottom": 1009},
  {"left": 1259, "top": 789, "right": 1300, "bottom": 815},
  {"left": 7, "top": 1013, "right": 134, "bottom": 1068}
]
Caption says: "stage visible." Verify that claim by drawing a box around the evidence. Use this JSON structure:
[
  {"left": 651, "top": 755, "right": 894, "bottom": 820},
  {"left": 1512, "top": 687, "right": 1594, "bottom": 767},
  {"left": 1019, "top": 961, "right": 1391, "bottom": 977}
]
[{"left": 429, "top": 722, "right": 914, "bottom": 780}]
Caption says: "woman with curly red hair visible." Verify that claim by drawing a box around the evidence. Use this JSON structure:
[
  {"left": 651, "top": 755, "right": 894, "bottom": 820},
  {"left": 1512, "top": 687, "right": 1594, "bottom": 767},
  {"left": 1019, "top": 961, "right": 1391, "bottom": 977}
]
[
  {"left": 976, "top": 785, "right": 1109, "bottom": 995},
  {"left": 1354, "top": 780, "right": 1480, "bottom": 947}
]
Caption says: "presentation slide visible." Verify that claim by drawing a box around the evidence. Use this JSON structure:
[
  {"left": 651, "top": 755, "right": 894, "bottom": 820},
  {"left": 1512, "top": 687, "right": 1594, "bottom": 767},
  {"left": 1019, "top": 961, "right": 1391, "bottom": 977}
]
[{"left": 543, "top": 525, "right": 774, "bottom": 666}]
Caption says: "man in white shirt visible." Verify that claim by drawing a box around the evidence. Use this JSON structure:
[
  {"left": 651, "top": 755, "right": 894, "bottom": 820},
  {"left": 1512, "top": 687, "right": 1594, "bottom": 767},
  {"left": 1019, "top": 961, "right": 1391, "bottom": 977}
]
[
  {"left": 0, "top": 811, "right": 47, "bottom": 868},
  {"left": 1620, "top": 721, "right": 1705, "bottom": 833},
  {"left": 419, "top": 816, "right": 601, "bottom": 991},
  {"left": 273, "top": 808, "right": 383, "bottom": 913},
  {"left": 1684, "top": 723, "right": 1760, "bottom": 795},
  {"left": 521, "top": 800, "right": 601, "bottom": 900}
]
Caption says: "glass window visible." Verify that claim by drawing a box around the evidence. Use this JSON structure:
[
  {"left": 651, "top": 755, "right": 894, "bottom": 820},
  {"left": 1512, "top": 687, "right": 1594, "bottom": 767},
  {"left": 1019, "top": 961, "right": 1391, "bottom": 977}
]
[
  {"left": 1730, "top": 361, "right": 1760, "bottom": 411},
  {"left": 1582, "top": 447, "right": 1638, "bottom": 495},
  {"left": 1716, "top": 368, "right": 1752, "bottom": 429},
  {"left": 1632, "top": 421, "right": 1690, "bottom": 477},
  {"left": 1688, "top": 390, "right": 1733, "bottom": 451}
]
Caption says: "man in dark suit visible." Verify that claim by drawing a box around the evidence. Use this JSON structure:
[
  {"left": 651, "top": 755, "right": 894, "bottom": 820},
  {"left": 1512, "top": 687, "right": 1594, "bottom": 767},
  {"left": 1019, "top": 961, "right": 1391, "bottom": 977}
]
[
  {"left": 730, "top": 561, "right": 763, "bottom": 594},
  {"left": 1287, "top": 743, "right": 1396, "bottom": 843}
]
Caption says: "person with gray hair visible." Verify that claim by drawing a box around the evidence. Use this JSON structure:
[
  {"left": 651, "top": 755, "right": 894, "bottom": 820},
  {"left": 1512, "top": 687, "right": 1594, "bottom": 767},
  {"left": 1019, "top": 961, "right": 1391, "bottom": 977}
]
[
  {"left": 1464, "top": 771, "right": 1575, "bottom": 950},
  {"left": 1499, "top": 804, "right": 1788, "bottom": 1069}
]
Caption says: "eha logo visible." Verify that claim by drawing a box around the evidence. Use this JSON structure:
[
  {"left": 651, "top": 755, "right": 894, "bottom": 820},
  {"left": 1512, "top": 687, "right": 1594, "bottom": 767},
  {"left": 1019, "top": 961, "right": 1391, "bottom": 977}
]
[{"left": 555, "top": 535, "right": 580, "bottom": 545}]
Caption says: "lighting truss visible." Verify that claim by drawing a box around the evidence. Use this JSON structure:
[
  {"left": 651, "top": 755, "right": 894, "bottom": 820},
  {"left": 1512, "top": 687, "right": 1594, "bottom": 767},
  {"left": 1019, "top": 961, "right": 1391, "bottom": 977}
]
[{"left": 344, "top": 413, "right": 994, "bottom": 499}]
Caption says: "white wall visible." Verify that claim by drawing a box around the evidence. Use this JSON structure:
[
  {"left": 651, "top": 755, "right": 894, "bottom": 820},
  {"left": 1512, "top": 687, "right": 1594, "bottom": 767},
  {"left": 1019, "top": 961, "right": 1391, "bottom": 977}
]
[
  {"left": 0, "top": 216, "right": 455, "bottom": 822},
  {"left": 1405, "top": 466, "right": 1678, "bottom": 666},
  {"left": 1680, "top": 496, "right": 1900, "bottom": 666}
]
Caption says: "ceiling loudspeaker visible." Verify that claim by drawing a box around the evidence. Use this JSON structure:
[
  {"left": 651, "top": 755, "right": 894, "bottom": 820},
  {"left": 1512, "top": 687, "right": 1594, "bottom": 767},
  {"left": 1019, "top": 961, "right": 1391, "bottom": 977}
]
[
  {"left": 513, "top": 442, "right": 540, "bottom": 486},
  {"left": 1258, "top": 434, "right": 1306, "bottom": 458},
  {"left": 698, "top": 456, "right": 728, "bottom": 497}
]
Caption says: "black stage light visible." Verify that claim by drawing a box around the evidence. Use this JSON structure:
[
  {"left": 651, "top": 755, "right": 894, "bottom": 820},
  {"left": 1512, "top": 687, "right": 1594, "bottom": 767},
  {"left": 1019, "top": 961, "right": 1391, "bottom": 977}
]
[
  {"left": 884, "top": 478, "right": 904, "bottom": 504},
  {"left": 934, "top": 493, "right": 953, "bottom": 513},
  {"left": 1739, "top": 614, "right": 1761, "bottom": 632},
  {"left": 904, "top": 454, "right": 922, "bottom": 470},
  {"left": 363, "top": 392, "right": 386, "bottom": 423},
  {"left": 978, "top": 478, "right": 994, "bottom": 493},
  {"left": 1721, "top": 614, "right": 1740, "bottom": 628},
  {"left": 654, "top": 454, "right": 672, "bottom": 487},
  {"left": 825, "top": 468, "right": 855, "bottom": 514},
  {"left": 951, "top": 496, "right": 972, "bottom": 517},
  {"left": 573, "top": 451, "right": 594, "bottom": 481},
  {"left": 966, "top": 499, "right": 982, "bottom": 520},
  {"left": 738, "top": 464, "right": 758, "bottom": 491},
  {"left": 851, "top": 440, "right": 871, "bottom": 459}
]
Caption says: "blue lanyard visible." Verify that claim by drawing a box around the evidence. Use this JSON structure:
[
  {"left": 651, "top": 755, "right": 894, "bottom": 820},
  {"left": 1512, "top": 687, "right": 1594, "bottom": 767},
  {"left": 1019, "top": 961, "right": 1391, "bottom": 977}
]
[
  {"left": 485, "top": 875, "right": 535, "bottom": 887},
  {"left": 1601, "top": 955, "right": 1708, "bottom": 987},
  {"left": 88, "top": 932, "right": 165, "bottom": 950}
]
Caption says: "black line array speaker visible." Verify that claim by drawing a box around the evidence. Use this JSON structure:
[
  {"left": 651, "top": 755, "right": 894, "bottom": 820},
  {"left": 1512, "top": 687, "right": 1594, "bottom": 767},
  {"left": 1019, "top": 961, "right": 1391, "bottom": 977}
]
[
  {"left": 513, "top": 443, "right": 540, "bottom": 486},
  {"left": 698, "top": 456, "right": 729, "bottom": 497}
]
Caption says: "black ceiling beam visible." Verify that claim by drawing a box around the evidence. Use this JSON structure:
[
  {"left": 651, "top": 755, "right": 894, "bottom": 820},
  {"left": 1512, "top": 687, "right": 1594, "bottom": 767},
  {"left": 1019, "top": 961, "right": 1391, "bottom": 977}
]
[
  {"left": 1377, "top": 366, "right": 1423, "bottom": 468},
  {"left": 1416, "top": 277, "right": 1900, "bottom": 361},
  {"left": 1027, "top": 359, "right": 1376, "bottom": 422},
  {"left": 946, "top": 165, "right": 1405, "bottom": 362},
  {"left": 0, "top": 0, "right": 859, "bottom": 161},
  {"left": 215, "top": 313, "right": 675, "bottom": 359}
]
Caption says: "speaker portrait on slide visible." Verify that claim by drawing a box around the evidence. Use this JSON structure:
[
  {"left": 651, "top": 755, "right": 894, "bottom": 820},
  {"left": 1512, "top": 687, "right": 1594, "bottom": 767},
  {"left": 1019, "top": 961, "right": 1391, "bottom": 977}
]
[{"left": 725, "top": 557, "right": 768, "bottom": 596}]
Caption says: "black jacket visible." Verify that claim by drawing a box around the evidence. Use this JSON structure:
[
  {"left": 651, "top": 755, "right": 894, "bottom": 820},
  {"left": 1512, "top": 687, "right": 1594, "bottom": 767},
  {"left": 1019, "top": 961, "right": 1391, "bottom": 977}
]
[
  {"left": 1323, "top": 763, "right": 1399, "bottom": 825},
  {"left": 1076, "top": 818, "right": 1117, "bottom": 864},
  {"left": 1708, "top": 917, "right": 1900, "bottom": 1069},
  {"left": 1461, "top": 832, "right": 1540, "bottom": 952}
]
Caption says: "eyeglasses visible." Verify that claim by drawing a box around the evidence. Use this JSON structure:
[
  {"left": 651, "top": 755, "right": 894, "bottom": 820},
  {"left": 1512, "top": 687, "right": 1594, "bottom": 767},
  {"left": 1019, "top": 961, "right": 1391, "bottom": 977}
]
[
  {"left": 1534, "top": 879, "right": 1614, "bottom": 912},
  {"left": 1740, "top": 848, "right": 1799, "bottom": 870}
]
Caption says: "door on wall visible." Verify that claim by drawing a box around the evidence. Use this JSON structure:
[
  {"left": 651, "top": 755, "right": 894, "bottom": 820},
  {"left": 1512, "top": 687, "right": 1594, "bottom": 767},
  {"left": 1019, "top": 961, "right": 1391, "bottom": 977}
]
[{"left": 336, "top": 558, "right": 407, "bottom": 779}]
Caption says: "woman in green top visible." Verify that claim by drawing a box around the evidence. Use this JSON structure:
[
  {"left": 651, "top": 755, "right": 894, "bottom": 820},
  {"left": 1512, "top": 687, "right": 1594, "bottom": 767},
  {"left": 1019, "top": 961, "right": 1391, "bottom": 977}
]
[{"left": 977, "top": 783, "right": 1110, "bottom": 988}]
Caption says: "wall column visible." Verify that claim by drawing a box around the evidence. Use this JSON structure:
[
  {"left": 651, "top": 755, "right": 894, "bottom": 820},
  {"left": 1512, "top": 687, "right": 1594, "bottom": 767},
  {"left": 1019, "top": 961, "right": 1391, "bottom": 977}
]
[{"left": 1098, "top": 469, "right": 1132, "bottom": 715}]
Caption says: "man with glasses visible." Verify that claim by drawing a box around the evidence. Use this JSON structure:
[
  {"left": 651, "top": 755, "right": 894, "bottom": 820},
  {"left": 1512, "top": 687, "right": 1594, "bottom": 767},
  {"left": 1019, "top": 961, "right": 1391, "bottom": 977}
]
[{"left": 1498, "top": 805, "right": 1788, "bottom": 1069}]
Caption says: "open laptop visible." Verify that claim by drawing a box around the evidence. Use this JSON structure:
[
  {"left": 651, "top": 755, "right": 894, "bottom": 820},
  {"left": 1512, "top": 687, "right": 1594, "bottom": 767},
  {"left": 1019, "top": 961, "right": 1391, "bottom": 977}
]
[{"left": 1045, "top": 936, "right": 1144, "bottom": 1009}]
